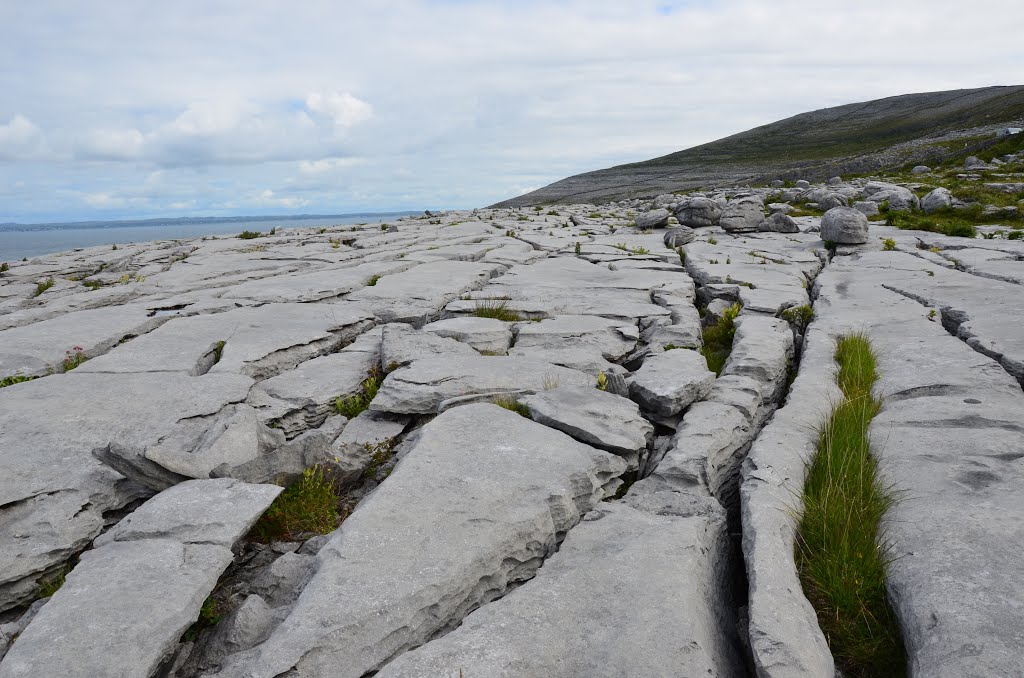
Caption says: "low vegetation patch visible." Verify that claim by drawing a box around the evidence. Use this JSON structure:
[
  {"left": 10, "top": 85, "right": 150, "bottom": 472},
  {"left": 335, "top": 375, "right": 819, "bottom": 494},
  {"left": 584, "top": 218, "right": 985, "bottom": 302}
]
[
  {"left": 882, "top": 210, "right": 977, "bottom": 238},
  {"left": 62, "top": 346, "right": 87, "bottom": 372},
  {"left": 37, "top": 567, "right": 67, "bottom": 598},
  {"left": 493, "top": 394, "right": 530, "bottom": 417},
  {"left": 700, "top": 302, "right": 740, "bottom": 375},
  {"left": 249, "top": 465, "right": 340, "bottom": 542},
  {"left": 781, "top": 304, "right": 815, "bottom": 333},
  {"left": 1, "top": 373, "right": 37, "bottom": 388},
  {"left": 796, "top": 333, "right": 905, "bottom": 677},
  {"left": 334, "top": 366, "right": 384, "bottom": 419},
  {"left": 34, "top": 277, "right": 55, "bottom": 297},
  {"left": 472, "top": 298, "right": 521, "bottom": 321},
  {"left": 238, "top": 230, "right": 264, "bottom": 239}
]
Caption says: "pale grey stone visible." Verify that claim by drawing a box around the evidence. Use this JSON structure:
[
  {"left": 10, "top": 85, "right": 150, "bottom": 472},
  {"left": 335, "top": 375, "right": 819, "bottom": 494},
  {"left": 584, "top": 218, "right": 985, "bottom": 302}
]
[
  {"left": 862, "top": 181, "right": 919, "bottom": 211},
  {"left": 674, "top": 196, "right": 723, "bottom": 228},
  {"left": 522, "top": 384, "right": 653, "bottom": 459},
  {"left": 422, "top": 316, "right": 513, "bottom": 353},
  {"left": 369, "top": 355, "right": 592, "bottom": 414},
  {"left": 376, "top": 501, "right": 743, "bottom": 678},
  {"left": 820, "top": 206, "right": 869, "bottom": 244},
  {"left": 911, "top": 165, "right": 931, "bottom": 174},
  {"left": 921, "top": 187, "right": 953, "bottom": 214},
  {"left": 816, "top": 192, "right": 847, "bottom": 211},
  {"left": 627, "top": 349, "right": 715, "bottom": 417},
  {"left": 758, "top": 212, "right": 799, "bottom": 233},
  {"left": 853, "top": 200, "right": 880, "bottom": 216},
  {"left": 379, "top": 322, "right": 477, "bottom": 370},
  {"left": 634, "top": 208, "right": 671, "bottom": 229},
  {"left": 720, "top": 197, "right": 765, "bottom": 233},
  {"left": 663, "top": 225, "right": 696, "bottom": 247},
  {"left": 513, "top": 314, "right": 638, "bottom": 361},
  {"left": 211, "top": 404, "right": 626, "bottom": 678}
]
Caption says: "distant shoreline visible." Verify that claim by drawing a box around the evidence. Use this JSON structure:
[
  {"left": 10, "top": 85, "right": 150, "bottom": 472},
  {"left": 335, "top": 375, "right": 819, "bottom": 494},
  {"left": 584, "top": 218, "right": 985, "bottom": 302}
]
[{"left": 0, "top": 211, "right": 421, "bottom": 232}]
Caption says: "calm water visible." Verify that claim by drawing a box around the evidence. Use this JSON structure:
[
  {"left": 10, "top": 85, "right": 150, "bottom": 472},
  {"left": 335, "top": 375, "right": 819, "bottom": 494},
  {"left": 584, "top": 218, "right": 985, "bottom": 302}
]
[{"left": 0, "top": 213, "right": 417, "bottom": 260}]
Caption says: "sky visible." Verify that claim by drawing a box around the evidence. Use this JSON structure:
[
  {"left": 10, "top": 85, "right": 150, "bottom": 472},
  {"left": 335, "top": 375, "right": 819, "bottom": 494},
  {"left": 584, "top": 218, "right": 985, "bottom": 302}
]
[{"left": 1, "top": 1, "right": 1022, "bottom": 223}]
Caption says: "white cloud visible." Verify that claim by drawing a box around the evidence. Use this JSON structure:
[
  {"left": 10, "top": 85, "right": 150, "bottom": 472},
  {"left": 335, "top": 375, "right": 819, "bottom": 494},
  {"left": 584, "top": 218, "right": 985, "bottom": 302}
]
[
  {"left": 1, "top": 0, "right": 1023, "bottom": 221},
  {"left": 82, "top": 192, "right": 127, "bottom": 208},
  {"left": 305, "top": 92, "right": 374, "bottom": 129},
  {"left": 0, "top": 115, "right": 44, "bottom": 160}
]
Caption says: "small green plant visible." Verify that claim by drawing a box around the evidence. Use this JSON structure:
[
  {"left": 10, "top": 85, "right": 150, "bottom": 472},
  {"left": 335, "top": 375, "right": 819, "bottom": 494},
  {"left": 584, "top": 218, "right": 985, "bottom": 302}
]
[
  {"left": 111, "top": 244, "right": 118, "bottom": 251},
  {"left": 517, "top": 215, "right": 529, "bottom": 222},
  {"left": 1009, "top": 230, "right": 1023, "bottom": 240},
  {"left": 595, "top": 372, "right": 608, "bottom": 391},
  {"left": 707, "top": 236, "right": 718, "bottom": 245},
  {"left": 183, "top": 595, "right": 225, "bottom": 640},
  {"left": 82, "top": 279, "right": 103, "bottom": 290},
  {"left": 360, "top": 439, "right": 397, "bottom": 480},
  {"left": 472, "top": 299, "right": 521, "bottom": 321},
  {"left": 34, "top": 277, "right": 55, "bottom": 297},
  {"left": 574, "top": 242, "right": 582, "bottom": 255},
  {"left": 0, "top": 373, "right": 37, "bottom": 388},
  {"left": 925, "top": 270, "right": 935, "bottom": 277},
  {"left": 37, "top": 567, "right": 67, "bottom": 598},
  {"left": 238, "top": 230, "right": 263, "bottom": 239},
  {"left": 0, "top": 262, "right": 9, "bottom": 272},
  {"left": 380, "top": 223, "right": 389, "bottom": 231},
  {"left": 588, "top": 212, "right": 601, "bottom": 219},
  {"left": 334, "top": 366, "right": 384, "bottom": 419},
  {"left": 212, "top": 340, "right": 226, "bottom": 364},
  {"left": 62, "top": 346, "right": 87, "bottom": 371},
  {"left": 493, "top": 394, "right": 530, "bottom": 417},
  {"left": 366, "top": 275, "right": 381, "bottom": 287},
  {"left": 726, "top": 256, "right": 731, "bottom": 264},
  {"left": 533, "top": 206, "right": 543, "bottom": 212},
  {"left": 249, "top": 465, "right": 340, "bottom": 542},
  {"left": 781, "top": 305, "right": 815, "bottom": 333},
  {"left": 318, "top": 227, "right": 328, "bottom": 234},
  {"left": 928, "top": 309, "right": 937, "bottom": 321},
  {"left": 547, "top": 210, "right": 560, "bottom": 216},
  {"left": 882, "top": 238, "right": 896, "bottom": 251},
  {"left": 677, "top": 248, "right": 686, "bottom": 265},
  {"left": 662, "top": 344, "right": 682, "bottom": 351},
  {"left": 700, "top": 303, "right": 741, "bottom": 375}
]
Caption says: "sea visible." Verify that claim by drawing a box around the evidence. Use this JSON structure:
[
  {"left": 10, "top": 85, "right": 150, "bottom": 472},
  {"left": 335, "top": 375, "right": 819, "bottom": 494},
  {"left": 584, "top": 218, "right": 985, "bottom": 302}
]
[{"left": 0, "top": 213, "right": 420, "bottom": 261}]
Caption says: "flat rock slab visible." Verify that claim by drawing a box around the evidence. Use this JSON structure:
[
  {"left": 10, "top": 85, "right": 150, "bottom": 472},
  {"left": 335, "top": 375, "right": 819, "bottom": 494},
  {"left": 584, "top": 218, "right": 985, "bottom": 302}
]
[
  {"left": 346, "top": 260, "right": 505, "bottom": 324},
  {"left": 369, "top": 355, "right": 592, "bottom": 414},
  {"left": 211, "top": 404, "right": 626, "bottom": 678},
  {"left": 78, "top": 303, "right": 375, "bottom": 380},
  {"left": 0, "top": 303, "right": 169, "bottom": 377},
  {"left": 522, "top": 384, "right": 652, "bottom": 459},
  {"left": 628, "top": 349, "right": 715, "bottom": 417},
  {"left": 378, "top": 500, "right": 742, "bottom": 678},
  {"left": 379, "top": 322, "right": 477, "bottom": 369},
  {"left": 0, "top": 371, "right": 253, "bottom": 612},
  {"left": 422, "top": 316, "right": 513, "bottom": 353},
  {"left": 218, "top": 260, "right": 416, "bottom": 303},
  {"left": 513, "top": 314, "right": 638, "bottom": 361},
  {"left": 0, "top": 479, "right": 280, "bottom": 678}
]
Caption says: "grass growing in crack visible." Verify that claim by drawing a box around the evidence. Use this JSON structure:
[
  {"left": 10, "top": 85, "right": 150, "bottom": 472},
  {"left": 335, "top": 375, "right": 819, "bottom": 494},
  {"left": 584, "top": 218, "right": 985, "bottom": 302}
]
[
  {"left": 795, "top": 333, "right": 906, "bottom": 678},
  {"left": 1, "top": 373, "right": 37, "bottom": 388},
  {"left": 781, "top": 305, "right": 815, "bottom": 333},
  {"left": 37, "top": 567, "right": 67, "bottom": 598},
  {"left": 700, "top": 303, "right": 740, "bottom": 375},
  {"left": 34, "top": 277, "right": 55, "bottom": 297},
  {"left": 250, "top": 465, "right": 340, "bottom": 542},
  {"left": 493, "top": 394, "right": 530, "bottom": 417},
  {"left": 366, "top": 274, "right": 381, "bottom": 287},
  {"left": 184, "top": 596, "right": 225, "bottom": 641},
  {"left": 334, "top": 366, "right": 384, "bottom": 419},
  {"left": 472, "top": 298, "right": 521, "bottom": 321},
  {"left": 62, "top": 346, "right": 87, "bottom": 372}
]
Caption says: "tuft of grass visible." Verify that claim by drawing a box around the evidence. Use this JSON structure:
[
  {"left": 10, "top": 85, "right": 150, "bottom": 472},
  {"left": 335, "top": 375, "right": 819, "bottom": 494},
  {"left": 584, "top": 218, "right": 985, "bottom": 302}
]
[
  {"left": 238, "top": 230, "right": 263, "bottom": 239},
  {"left": 781, "top": 304, "right": 815, "bottom": 333},
  {"left": 37, "top": 567, "right": 67, "bottom": 598},
  {"left": 886, "top": 211, "right": 977, "bottom": 238},
  {"left": 706, "top": 236, "right": 718, "bottom": 245},
  {"left": 334, "top": 366, "right": 384, "bottom": 419},
  {"left": 1, "top": 262, "right": 9, "bottom": 272},
  {"left": 700, "top": 303, "right": 740, "bottom": 375},
  {"left": 250, "top": 465, "right": 340, "bottom": 542},
  {"left": 493, "top": 394, "right": 530, "bottom": 417},
  {"left": 882, "top": 238, "right": 897, "bottom": 251},
  {"left": 34, "top": 277, "right": 55, "bottom": 297},
  {"left": 366, "top": 275, "right": 381, "bottom": 287},
  {"left": 795, "top": 333, "right": 906, "bottom": 677},
  {"left": 1, "top": 373, "right": 37, "bottom": 388},
  {"left": 472, "top": 299, "right": 521, "bottom": 322}
]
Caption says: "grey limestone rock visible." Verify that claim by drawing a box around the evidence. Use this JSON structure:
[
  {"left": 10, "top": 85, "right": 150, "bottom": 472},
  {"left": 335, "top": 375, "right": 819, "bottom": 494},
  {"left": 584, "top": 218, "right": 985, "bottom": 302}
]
[
  {"left": 719, "top": 197, "right": 765, "bottom": 233},
  {"left": 921, "top": 187, "right": 953, "bottom": 214},
  {"left": 634, "top": 208, "right": 671, "bottom": 229},
  {"left": 421, "top": 316, "right": 513, "bottom": 353},
  {"left": 379, "top": 322, "right": 476, "bottom": 370},
  {"left": 853, "top": 200, "right": 880, "bottom": 216},
  {"left": 758, "top": 211, "right": 799, "bottom": 233},
  {"left": 663, "top": 225, "right": 696, "bottom": 247},
  {"left": 911, "top": 165, "right": 931, "bottom": 174},
  {"left": 209, "top": 404, "right": 626, "bottom": 678},
  {"left": 513, "top": 314, "right": 638, "bottom": 361},
  {"left": 674, "top": 196, "right": 723, "bottom": 228},
  {"left": 862, "top": 181, "right": 919, "bottom": 212},
  {"left": 820, "top": 206, "right": 869, "bottom": 244},
  {"left": 627, "top": 349, "right": 715, "bottom": 417}
]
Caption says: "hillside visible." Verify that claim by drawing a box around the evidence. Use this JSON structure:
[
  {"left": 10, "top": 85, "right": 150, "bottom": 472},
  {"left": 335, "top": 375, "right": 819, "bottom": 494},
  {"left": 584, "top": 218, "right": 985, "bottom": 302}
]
[{"left": 493, "top": 85, "right": 1024, "bottom": 206}]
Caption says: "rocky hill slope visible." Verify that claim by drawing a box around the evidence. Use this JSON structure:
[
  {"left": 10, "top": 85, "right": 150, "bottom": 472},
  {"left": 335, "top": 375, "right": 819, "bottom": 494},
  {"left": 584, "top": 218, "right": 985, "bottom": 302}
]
[{"left": 494, "top": 85, "right": 1024, "bottom": 206}]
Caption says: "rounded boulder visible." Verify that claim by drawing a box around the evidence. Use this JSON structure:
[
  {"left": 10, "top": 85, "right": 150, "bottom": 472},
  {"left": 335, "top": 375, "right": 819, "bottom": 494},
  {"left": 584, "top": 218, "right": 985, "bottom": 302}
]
[{"left": 820, "top": 207, "right": 869, "bottom": 244}]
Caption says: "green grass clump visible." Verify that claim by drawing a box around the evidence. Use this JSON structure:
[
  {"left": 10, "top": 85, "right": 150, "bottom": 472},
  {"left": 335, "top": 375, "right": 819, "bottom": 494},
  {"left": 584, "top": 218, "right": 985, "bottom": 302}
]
[
  {"left": 885, "top": 211, "right": 977, "bottom": 238},
  {"left": 796, "top": 333, "right": 906, "bottom": 677},
  {"left": 1, "top": 373, "right": 37, "bottom": 388},
  {"left": 0, "top": 262, "right": 9, "bottom": 272},
  {"left": 700, "top": 303, "right": 740, "bottom": 375},
  {"left": 366, "top": 275, "right": 381, "bottom": 287},
  {"left": 334, "top": 367, "right": 384, "bottom": 419},
  {"left": 493, "top": 394, "right": 530, "bottom": 417},
  {"left": 472, "top": 299, "right": 521, "bottom": 321},
  {"left": 250, "top": 465, "right": 340, "bottom": 542},
  {"left": 37, "top": 567, "right": 67, "bottom": 598},
  {"left": 882, "top": 238, "right": 897, "bottom": 251},
  {"left": 781, "top": 304, "right": 815, "bottom": 333},
  {"left": 34, "top": 277, "right": 55, "bottom": 297}
]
